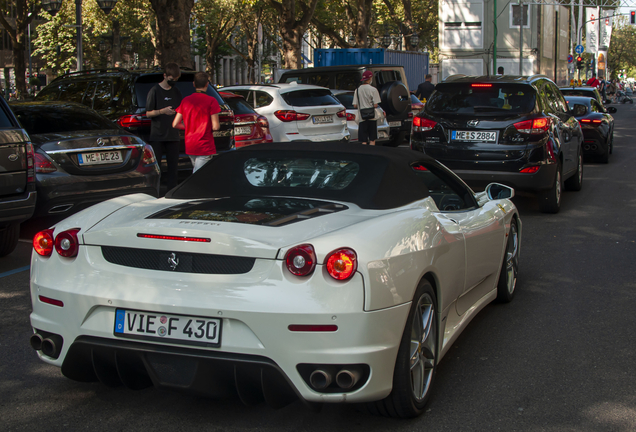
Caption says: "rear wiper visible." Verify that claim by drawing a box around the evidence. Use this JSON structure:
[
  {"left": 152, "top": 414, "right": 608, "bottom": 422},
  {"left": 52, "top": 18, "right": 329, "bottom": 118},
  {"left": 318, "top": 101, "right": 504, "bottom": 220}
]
[{"left": 472, "top": 106, "right": 510, "bottom": 111}]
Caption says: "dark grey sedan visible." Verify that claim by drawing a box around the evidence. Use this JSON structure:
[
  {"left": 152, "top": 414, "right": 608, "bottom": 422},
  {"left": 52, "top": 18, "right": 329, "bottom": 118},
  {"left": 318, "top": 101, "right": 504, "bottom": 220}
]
[{"left": 9, "top": 101, "right": 160, "bottom": 219}]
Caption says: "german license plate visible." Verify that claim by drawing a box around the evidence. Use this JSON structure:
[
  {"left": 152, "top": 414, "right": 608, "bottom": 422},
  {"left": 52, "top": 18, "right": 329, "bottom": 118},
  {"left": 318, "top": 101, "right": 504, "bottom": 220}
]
[
  {"left": 78, "top": 150, "right": 122, "bottom": 165},
  {"left": 389, "top": 121, "right": 401, "bottom": 127},
  {"left": 114, "top": 308, "right": 222, "bottom": 347},
  {"left": 451, "top": 131, "right": 497, "bottom": 142},
  {"left": 312, "top": 115, "right": 333, "bottom": 124},
  {"left": 235, "top": 126, "right": 252, "bottom": 136}
]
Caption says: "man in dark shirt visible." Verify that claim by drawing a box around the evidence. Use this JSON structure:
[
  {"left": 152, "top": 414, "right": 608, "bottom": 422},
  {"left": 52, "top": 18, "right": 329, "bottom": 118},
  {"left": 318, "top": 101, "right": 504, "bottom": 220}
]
[
  {"left": 146, "top": 62, "right": 182, "bottom": 191},
  {"left": 415, "top": 74, "right": 435, "bottom": 101}
]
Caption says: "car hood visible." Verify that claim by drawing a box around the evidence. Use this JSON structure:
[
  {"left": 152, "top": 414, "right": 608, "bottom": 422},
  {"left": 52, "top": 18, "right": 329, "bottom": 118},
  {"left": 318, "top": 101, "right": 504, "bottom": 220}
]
[{"left": 82, "top": 196, "right": 380, "bottom": 259}]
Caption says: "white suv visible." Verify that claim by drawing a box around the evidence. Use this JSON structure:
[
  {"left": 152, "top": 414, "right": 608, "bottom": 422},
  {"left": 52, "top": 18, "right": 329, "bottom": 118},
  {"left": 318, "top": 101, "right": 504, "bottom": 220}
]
[{"left": 221, "top": 83, "right": 350, "bottom": 142}]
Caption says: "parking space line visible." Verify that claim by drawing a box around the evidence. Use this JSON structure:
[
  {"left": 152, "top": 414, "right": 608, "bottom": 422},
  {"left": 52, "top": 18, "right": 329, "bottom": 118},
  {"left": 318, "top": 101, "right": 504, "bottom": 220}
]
[{"left": 0, "top": 265, "right": 30, "bottom": 279}]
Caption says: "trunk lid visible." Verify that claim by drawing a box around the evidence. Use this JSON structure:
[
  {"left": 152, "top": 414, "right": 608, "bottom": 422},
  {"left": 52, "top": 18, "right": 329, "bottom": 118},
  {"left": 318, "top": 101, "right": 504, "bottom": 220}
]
[
  {"left": 281, "top": 88, "right": 346, "bottom": 137},
  {"left": 83, "top": 196, "right": 372, "bottom": 259},
  {"left": 33, "top": 131, "right": 146, "bottom": 176}
]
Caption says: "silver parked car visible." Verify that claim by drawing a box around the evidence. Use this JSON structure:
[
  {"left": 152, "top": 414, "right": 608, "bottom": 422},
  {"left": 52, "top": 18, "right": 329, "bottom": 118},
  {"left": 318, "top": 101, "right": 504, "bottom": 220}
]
[
  {"left": 331, "top": 89, "right": 391, "bottom": 145},
  {"left": 222, "top": 83, "right": 350, "bottom": 142}
]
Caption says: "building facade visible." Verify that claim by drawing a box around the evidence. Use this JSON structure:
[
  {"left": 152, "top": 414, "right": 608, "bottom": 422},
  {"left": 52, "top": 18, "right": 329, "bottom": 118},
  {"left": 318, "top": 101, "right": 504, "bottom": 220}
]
[{"left": 439, "top": 0, "right": 570, "bottom": 85}]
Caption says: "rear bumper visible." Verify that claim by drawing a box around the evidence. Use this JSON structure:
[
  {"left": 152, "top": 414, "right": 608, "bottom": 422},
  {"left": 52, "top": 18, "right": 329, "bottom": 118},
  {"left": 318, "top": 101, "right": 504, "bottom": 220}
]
[
  {"left": 452, "top": 164, "right": 557, "bottom": 192},
  {"left": 0, "top": 190, "right": 36, "bottom": 225},
  {"left": 34, "top": 170, "right": 159, "bottom": 218}
]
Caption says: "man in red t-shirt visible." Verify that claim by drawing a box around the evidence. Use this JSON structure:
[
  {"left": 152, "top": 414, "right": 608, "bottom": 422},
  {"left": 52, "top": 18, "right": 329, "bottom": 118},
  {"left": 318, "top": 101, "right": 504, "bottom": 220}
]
[
  {"left": 586, "top": 73, "right": 600, "bottom": 88},
  {"left": 172, "top": 72, "right": 221, "bottom": 172}
]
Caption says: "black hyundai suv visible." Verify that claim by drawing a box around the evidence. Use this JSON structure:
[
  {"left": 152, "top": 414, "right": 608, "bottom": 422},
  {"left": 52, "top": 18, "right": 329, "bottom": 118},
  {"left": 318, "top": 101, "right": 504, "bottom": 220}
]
[
  {"left": 0, "top": 94, "right": 36, "bottom": 256},
  {"left": 34, "top": 68, "right": 235, "bottom": 176},
  {"left": 411, "top": 75, "right": 584, "bottom": 213},
  {"left": 279, "top": 65, "right": 411, "bottom": 147}
]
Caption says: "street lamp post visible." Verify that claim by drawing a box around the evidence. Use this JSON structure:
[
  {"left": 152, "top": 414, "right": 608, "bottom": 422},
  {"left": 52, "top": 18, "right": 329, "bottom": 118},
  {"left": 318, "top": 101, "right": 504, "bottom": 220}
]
[{"left": 41, "top": 0, "right": 119, "bottom": 71}]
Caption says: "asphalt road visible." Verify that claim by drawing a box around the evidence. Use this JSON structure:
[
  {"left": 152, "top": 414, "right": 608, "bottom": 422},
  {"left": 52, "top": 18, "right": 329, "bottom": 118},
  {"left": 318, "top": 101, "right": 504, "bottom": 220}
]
[{"left": 2, "top": 104, "right": 636, "bottom": 431}]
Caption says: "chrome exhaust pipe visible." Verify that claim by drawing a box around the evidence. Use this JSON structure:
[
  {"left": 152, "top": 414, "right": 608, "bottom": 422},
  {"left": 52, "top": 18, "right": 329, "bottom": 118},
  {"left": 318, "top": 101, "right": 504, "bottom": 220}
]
[
  {"left": 29, "top": 333, "right": 43, "bottom": 351},
  {"left": 584, "top": 145, "right": 591, "bottom": 151},
  {"left": 309, "top": 369, "right": 333, "bottom": 390},
  {"left": 336, "top": 369, "right": 361, "bottom": 390},
  {"left": 41, "top": 334, "right": 63, "bottom": 359},
  {"left": 591, "top": 145, "right": 597, "bottom": 151}
]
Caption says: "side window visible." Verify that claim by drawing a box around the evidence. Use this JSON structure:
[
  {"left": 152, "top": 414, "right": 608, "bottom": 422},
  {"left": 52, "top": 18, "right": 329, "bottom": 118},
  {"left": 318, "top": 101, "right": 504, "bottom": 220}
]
[
  {"left": 59, "top": 81, "right": 90, "bottom": 104},
  {"left": 538, "top": 81, "right": 556, "bottom": 114},
  {"left": 93, "top": 80, "right": 113, "bottom": 111},
  {"left": 412, "top": 162, "right": 477, "bottom": 211},
  {"left": 82, "top": 81, "right": 97, "bottom": 107},
  {"left": 227, "top": 90, "right": 251, "bottom": 105},
  {"left": 35, "top": 84, "right": 62, "bottom": 101},
  {"left": 254, "top": 91, "right": 273, "bottom": 108},
  {"left": 551, "top": 86, "right": 568, "bottom": 113},
  {"left": 335, "top": 72, "right": 360, "bottom": 90},
  {"left": 591, "top": 100, "right": 601, "bottom": 113}
]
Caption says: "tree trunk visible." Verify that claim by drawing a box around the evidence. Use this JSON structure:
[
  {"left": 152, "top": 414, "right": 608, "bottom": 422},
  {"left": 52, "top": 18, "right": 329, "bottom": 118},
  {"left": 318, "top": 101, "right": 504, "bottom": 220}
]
[
  {"left": 270, "top": 0, "right": 320, "bottom": 69},
  {"left": 112, "top": 20, "right": 122, "bottom": 67},
  {"left": 149, "top": 0, "right": 195, "bottom": 68},
  {"left": 0, "top": 0, "right": 39, "bottom": 99}
]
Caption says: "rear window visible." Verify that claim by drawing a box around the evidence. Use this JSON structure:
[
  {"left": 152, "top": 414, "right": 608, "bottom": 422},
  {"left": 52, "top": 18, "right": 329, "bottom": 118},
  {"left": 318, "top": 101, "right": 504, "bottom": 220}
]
[
  {"left": 0, "top": 101, "right": 13, "bottom": 128},
  {"left": 11, "top": 106, "right": 117, "bottom": 135},
  {"left": 426, "top": 83, "right": 536, "bottom": 115},
  {"left": 560, "top": 89, "right": 596, "bottom": 98},
  {"left": 244, "top": 158, "right": 359, "bottom": 190},
  {"left": 334, "top": 93, "right": 354, "bottom": 109},
  {"left": 282, "top": 73, "right": 331, "bottom": 87},
  {"left": 135, "top": 74, "right": 225, "bottom": 108},
  {"left": 224, "top": 97, "right": 255, "bottom": 115},
  {"left": 281, "top": 89, "right": 340, "bottom": 107}
]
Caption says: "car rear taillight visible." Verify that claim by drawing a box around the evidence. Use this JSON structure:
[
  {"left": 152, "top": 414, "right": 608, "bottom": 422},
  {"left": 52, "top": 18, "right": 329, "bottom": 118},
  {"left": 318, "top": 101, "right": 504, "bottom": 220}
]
[
  {"left": 346, "top": 112, "right": 356, "bottom": 121},
  {"left": 471, "top": 83, "right": 492, "bottom": 88},
  {"left": 117, "top": 114, "right": 151, "bottom": 128},
  {"left": 580, "top": 119, "right": 602, "bottom": 125},
  {"left": 257, "top": 115, "right": 269, "bottom": 128},
  {"left": 274, "top": 110, "right": 311, "bottom": 122},
  {"left": 33, "top": 229, "right": 55, "bottom": 257},
  {"left": 325, "top": 248, "right": 357, "bottom": 281},
  {"left": 413, "top": 116, "right": 437, "bottom": 132},
  {"left": 285, "top": 244, "right": 316, "bottom": 276},
  {"left": 34, "top": 152, "right": 56, "bottom": 174},
  {"left": 514, "top": 118, "right": 551, "bottom": 134},
  {"left": 26, "top": 142, "right": 35, "bottom": 182},
  {"left": 520, "top": 166, "right": 540, "bottom": 174},
  {"left": 336, "top": 109, "right": 346, "bottom": 118},
  {"left": 54, "top": 228, "right": 80, "bottom": 258},
  {"left": 141, "top": 144, "right": 156, "bottom": 165}
]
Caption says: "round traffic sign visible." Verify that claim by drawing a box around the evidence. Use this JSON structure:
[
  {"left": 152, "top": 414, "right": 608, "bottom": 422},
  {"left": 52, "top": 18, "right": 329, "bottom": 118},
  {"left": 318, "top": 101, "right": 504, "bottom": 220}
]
[
  {"left": 568, "top": 54, "right": 573, "bottom": 63},
  {"left": 575, "top": 45, "right": 585, "bottom": 54}
]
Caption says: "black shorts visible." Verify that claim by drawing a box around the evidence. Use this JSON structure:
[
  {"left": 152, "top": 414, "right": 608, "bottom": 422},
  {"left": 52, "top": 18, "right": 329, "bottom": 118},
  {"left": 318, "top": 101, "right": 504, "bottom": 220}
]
[{"left": 358, "top": 120, "right": 378, "bottom": 143}]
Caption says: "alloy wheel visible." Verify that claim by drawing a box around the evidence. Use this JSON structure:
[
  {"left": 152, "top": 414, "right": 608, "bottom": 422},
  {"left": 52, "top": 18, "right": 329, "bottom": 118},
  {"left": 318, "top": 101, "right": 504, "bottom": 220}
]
[
  {"left": 410, "top": 293, "right": 436, "bottom": 402},
  {"left": 505, "top": 223, "right": 519, "bottom": 295}
]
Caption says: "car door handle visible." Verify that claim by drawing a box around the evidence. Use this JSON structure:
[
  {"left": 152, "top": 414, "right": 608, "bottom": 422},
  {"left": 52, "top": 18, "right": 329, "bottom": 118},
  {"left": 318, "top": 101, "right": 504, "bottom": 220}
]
[{"left": 448, "top": 218, "right": 459, "bottom": 224}]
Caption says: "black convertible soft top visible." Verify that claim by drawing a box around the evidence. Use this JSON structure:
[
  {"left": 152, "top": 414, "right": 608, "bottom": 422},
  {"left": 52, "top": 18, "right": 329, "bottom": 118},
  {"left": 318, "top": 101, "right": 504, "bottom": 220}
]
[{"left": 166, "top": 142, "right": 438, "bottom": 209}]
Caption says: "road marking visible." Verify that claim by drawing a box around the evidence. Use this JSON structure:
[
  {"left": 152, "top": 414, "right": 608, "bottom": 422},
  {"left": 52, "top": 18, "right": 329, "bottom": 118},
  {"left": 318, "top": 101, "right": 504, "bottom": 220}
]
[{"left": 0, "top": 265, "right": 30, "bottom": 279}]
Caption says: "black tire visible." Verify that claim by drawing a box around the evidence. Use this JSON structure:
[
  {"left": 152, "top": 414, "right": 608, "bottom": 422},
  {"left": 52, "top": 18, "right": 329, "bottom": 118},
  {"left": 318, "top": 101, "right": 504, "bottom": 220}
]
[
  {"left": 367, "top": 280, "right": 438, "bottom": 418},
  {"left": 496, "top": 219, "right": 519, "bottom": 303},
  {"left": 599, "top": 138, "right": 610, "bottom": 164},
  {"left": 564, "top": 149, "right": 583, "bottom": 191},
  {"left": 0, "top": 223, "right": 20, "bottom": 257},
  {"left": 538, "top": 162, "right": 562, "bottom": 214}
]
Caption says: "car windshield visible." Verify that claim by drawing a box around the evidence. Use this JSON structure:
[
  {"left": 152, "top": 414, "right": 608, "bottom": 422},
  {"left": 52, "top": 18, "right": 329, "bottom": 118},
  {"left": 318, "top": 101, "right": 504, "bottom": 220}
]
[
  {"left": 426, "top": 83, "right": 536, "bottom": 115},
  {"left": 281, "top": 89, "right": 340, "bottom": 107},
  {"left": 11, "top": 106, "right": 117, "bottom": 134},
  {"left": 244, "top": 158, "right": 359, "bottom": 189},
  {"left": 334, "top": 93, "right": 354, "bottom": 109}
]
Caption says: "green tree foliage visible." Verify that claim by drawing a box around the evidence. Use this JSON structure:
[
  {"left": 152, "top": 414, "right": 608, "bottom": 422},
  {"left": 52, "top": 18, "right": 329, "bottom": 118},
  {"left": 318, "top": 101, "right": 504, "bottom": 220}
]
[
  {"left": 33, "top": 0, "right": 157, "bottom": 73},
  {"left": 608, "top": 21, "right": 636, "bottom": 79}
]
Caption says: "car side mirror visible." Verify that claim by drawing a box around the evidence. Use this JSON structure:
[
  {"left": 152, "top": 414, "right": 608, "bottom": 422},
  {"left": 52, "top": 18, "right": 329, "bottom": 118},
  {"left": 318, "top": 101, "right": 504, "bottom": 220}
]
[
  {"left": 570, "top": 104, "right": 587, "bottom": 117},
  {"left": 606, "top": 106, "right": 617, "bottom": 114},
  {"left": 486, "top": 183, "right": 515, "bottom": 200}
]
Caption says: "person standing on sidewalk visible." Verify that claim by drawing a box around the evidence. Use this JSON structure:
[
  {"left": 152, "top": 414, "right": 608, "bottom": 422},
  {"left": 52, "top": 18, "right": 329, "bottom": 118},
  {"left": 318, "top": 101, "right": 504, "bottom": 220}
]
[
  {"left": 415, "top": 74, "right": 435, "bottom": 101},
  {"left": 352, "top": 70, "right": 381, "bottom": 146},
  {"left": 146, "top": 62, "right": 182, "bottom": 190},
  {"left": 172, "top": 72, "right": 221, "bottom": 172}
]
